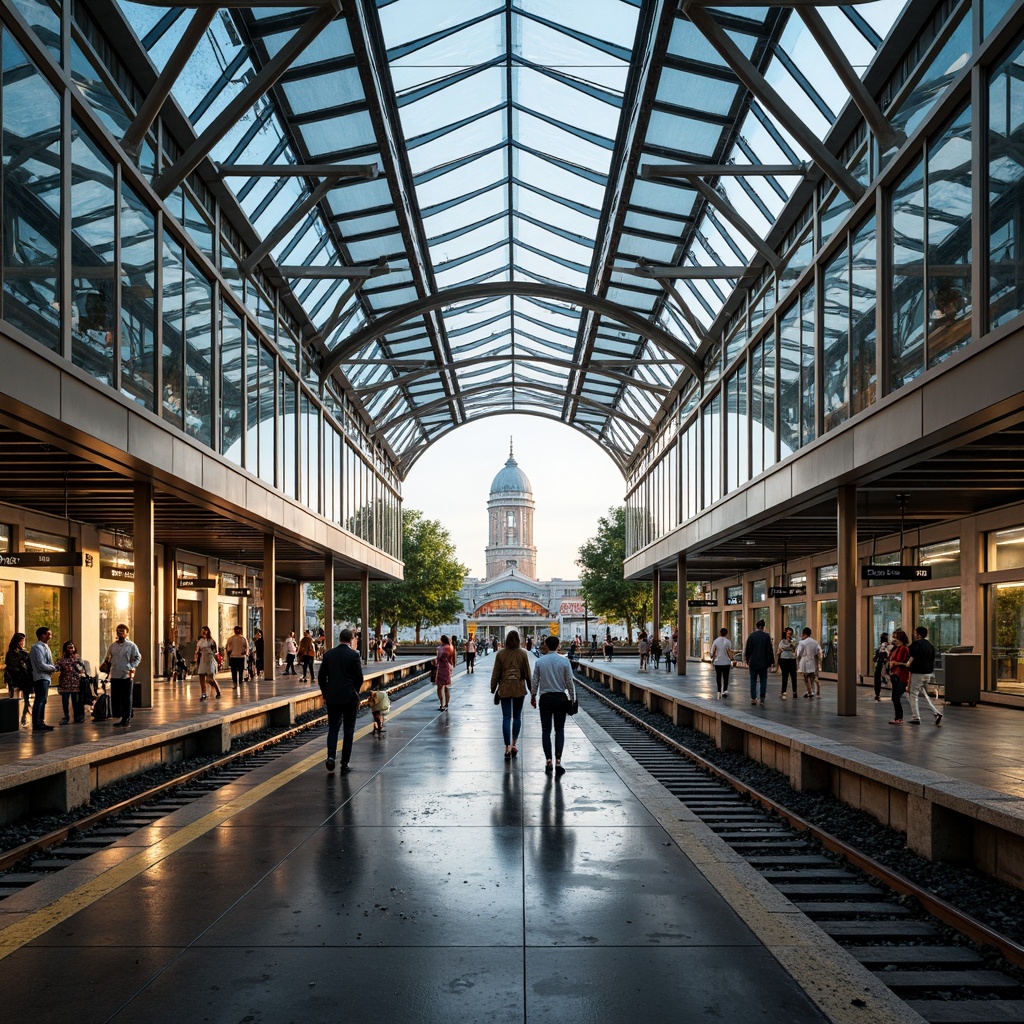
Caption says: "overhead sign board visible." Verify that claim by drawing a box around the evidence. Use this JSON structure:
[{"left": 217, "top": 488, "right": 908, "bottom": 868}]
[
  {"left": 769, "top": 586, "right": 806, "bottom": 598},
  {"left": 224, "top": 587, "right": 251, "bottom": 597},
  {"left": 0, "top": 550, "right": 82, "bottom": 568},
  {"left": 559, "top": 599, "right": 586, "bottom": 616},
  {"left": 177, "top": 577, "right": 217, "bottom": 589},
  {"left": 688, "top": 599, "right": 717, "bottom": 607},
  {"left": 725, "top": 595, "right": 743, "bottom": 606},
  {"left": 861, "top": 565, "right": 932, "bottom": 581},
  {"left": 101, "top": 566, "right": 134, "bottom": 581}
]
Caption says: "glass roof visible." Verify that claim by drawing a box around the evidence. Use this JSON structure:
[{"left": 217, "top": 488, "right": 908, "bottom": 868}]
[{"left": 118, "top": 0, "right": 906, "bottom": 473}]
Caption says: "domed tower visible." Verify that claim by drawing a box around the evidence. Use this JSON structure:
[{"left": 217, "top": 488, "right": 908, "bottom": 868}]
[{"left": 485, "top": 441, "right": 537, "bottom": 579}]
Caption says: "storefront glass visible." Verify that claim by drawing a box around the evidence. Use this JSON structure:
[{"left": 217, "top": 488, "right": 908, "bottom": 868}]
[
  {"left": 26, "top": 583, "right": 62, "bottom": 659},
  {"left": 0, "top": 580, "right": 15, "bottom": 667},
  {"left": 782, "top": 602, "right": 806, "bottom": 634},
  {"left": 218, "top": 602, "right": 240, "bottom": 649},
  {"left": 818, "top": 600, "right": 838, "bottom": 672},
  {"left": 990, "top": 583, "right": 1024, "bottom": 695},
  {"left": 689, "top": 613, "right": 710, "bottom": 659},
  {"left": 725, "top": 609, "right": 743, "bottom": 648},
  {"left": 914, "top": 587, "right": 962, "bottom": 653},
  {"left": 871, "top": 593, "right": 902, "bottom": 646},
  {"left": 98, "top": 589, "right": 133, "bottom": 665}
]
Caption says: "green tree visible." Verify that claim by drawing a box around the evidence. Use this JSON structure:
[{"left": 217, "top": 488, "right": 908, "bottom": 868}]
[
  {"left": 577, "top": 506, "right": 654, "bottom": 643},
  {"left": 309, "top": 508, "right": 466, "bottom": 641}
]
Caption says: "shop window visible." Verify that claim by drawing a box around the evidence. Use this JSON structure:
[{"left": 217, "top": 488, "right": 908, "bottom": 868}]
[
  {"left": 918, "top": 539, "right": 961, "bottom": 578},
  {"left": 782, "top": 602, "right": 806, "bottom": 634},
  {"left": 725, "top": 585, "right": 742, "bottom": 606},
  {"left": 25, "top": 529, "right": 69, "bottom": 573},
  {"left": 990, "top": 582, "right": 1024, "bottom": 694},
  {"left": 816, "top": 565, "right": 838, "bottom": 594},
  {"left": 989, "top": 527, "right": 1024, "bottom": 570},
  {"left": 871, "top": 593, "right": 903, "bottom": 647},
  {"left": 99, "top": 589, "right": 132, "bottom": 659},
  {"left": 914, "top": 587, "right": 962, "bottom": 653},
  {"left": 818, "top": 600, "right": 838, "bottom": 672},
  {"left": 0, "top": 580, "right": 15, "bottom": 664},
  {"left": 0, "top": 525, "right": 9, "bottom": 553},
  {"left": 750, "top": 579, "right": 767, "bottom": 603},
  {"left": 25, "top": 583, "right": 61, "bottom": 659}
]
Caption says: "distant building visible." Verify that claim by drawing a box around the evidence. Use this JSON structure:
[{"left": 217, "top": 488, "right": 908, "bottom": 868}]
[{"left": 456, "top": 444, "right": 586, "bottom": 643}]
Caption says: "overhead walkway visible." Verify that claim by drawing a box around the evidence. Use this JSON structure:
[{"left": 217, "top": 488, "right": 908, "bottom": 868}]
[{"left": 0, "top": 670, "right": 914, "bottom": 1024}]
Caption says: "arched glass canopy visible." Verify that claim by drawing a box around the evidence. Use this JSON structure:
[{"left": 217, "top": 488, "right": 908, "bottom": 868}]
[{"left": 121, "top": 0, "right": 905, "bottom": 473}]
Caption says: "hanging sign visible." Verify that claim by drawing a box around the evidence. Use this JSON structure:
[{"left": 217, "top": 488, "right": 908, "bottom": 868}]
[
  {"left": 0, "top": 550, "right": 82, "bottom": 568},
  {"left": 688, "top": 599, "right": 717, "bottom": 607},
  {"left": 861, "top": 565, "right": 932, "bottom": 581},
  {"left": 224, "top": 587, "right": 251, "bottom": 597},
  {"left": 769, "top": 586, "right": 806, "bottom": 597},
  {"left": 725, "top": 595, "right": 743, "bottom": 606},
  {"left": 178, "top": 577, "right": 217, "bottom": 589}
]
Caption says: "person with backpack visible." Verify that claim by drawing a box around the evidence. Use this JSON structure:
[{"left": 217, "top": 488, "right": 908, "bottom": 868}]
[
  {"left": 490, "top": 630, "right": 531, "bottom": 759},
  {"left": 4, "top": 633, "right": 32, "bottom": 727}
]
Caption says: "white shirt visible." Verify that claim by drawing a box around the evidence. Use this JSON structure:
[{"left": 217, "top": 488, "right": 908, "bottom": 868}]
[
  {"left": 710, "top": 636, "right": 734, "bottom": 666},
  {"left": 796, "top": 637, "right": 822, "bottom": 674}
]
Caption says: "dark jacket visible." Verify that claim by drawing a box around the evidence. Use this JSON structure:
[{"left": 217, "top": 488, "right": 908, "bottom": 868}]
[
  {"left": 317, "top": 643, "right": 366, "bottom": 704},
  {"left": 908, "top": 638, "right": 936, "bottom": 675},
  {"left": 743, "top": 629, "right": 775, "bottom": 671}
]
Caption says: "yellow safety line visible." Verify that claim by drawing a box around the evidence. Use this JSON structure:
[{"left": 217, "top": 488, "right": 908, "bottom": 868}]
[{"left": 0, "top": 687, "right": 431, "bottom": 960}]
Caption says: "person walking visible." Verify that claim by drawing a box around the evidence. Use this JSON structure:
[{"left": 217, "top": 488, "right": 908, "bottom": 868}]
[
  {"left": 29, "top": 627, "right": 57, "bottom": 731},
  {"left": 872, "top": 632, "right": 891, "bottom": 702},
  {"left": 743, "top": 619, "right": 775, "bottom": 705},
  {"left": 224, "top": 625, "right": 249, "bottom": 690},
  {"left": 465, "top": 635, "right": 477, "bottom": 674},
  {"left": 650, "top": 635, "right": 662, "bottom": 670},
  {"left": 776, "top": 626, "right": 798, "bottom": 699},
  {"left": 530, "top": 635, "right": 577, "bottom": 776},
  {"left": 435, "top": 634, "right": 455, "bottom": 711},
  {"left": 283, "top": 631, "right": 298, "bottom": 674},
  {"left": 709, "top": 627, "right": 736, "bottom": 699},
  {"left": 796, "top": 626, "right": 822, "bottom": 699},
  {"left": 297, "top": 629, "right": 316, "bottom": 681},
  {"left": 670, "top": 632, "right": 679, "bottom": 672},
  {"left": 317, "top": 627, "right": 368, "bottom": 772},
  {"left": 887, "top": 629, "right": 912, "bottom": 725},
  {"left": 252, "top": 627, "right": 265, "bottom": 678},
  {"left": 490, "top": 629, "right": 531, "bottom": 758},
  {"left": 55, "top": 640, "right": 87, "bottom": 724},
  {"left": 5, "top": 633, "right": 32, "bottom": 726},
  {"left": 194, "top": 625, "right": 221, "bottom": 701},
  {"left": 907, "top": 625, "right": 942, "bottom": 725},
  {"left": 105, "top": 623, "right": 142, "bottom": 727},
  {"left": 638, "top": 631, "right": 650, "bottom": 672}
]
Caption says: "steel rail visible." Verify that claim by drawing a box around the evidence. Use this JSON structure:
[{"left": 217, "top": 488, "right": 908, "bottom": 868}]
[{"left": 576, "top": 678, "right": 1024, "bottom": 971}]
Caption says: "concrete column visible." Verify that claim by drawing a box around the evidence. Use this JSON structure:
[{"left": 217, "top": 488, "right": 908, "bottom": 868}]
[
  {"left": 652, "top": 567, "right": 661, "bottom": 639},
  {"left": 263, "top": 533, "right": 275, "bottom": 681},
  {"left": 133, "top": 481, "right": 154, "bottom": 707},
  {"left": 323, "top": 555, "right": 334, "bottom": 651},
  {"left": 837, "top": 484, "right": 858, "bottom": 716},
  {"left": 676, "top": 552, "right": 687, "bottom": 676},
  {"left": 162, "top": 547, "right": 177, "bottom": 677},
  {"left": 360, "top": 569, "right": 370, "bottom": 663},
  {"left": 77, "top": 524, "right": 101, "bottom": 673}
]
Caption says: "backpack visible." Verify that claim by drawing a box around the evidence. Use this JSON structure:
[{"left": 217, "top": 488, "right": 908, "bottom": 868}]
[{"left": 92, "top": 693, "right": 111, "bottom": 721}]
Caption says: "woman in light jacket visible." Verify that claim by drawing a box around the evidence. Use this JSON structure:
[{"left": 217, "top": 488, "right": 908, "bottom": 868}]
[
  {"left": 490, "top": 630, "right": 531, "bottom": 758},
  {"left": 194, "top": 625, "right": 221, "bottom": 700}
]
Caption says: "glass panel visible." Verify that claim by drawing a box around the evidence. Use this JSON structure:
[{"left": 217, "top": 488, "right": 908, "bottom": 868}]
[
  {"left": 10, "top": 1, "right": 60, "bottom": 62},
  {"left": 990, "top": 583, "right": 1024, "bottom": 695},
  {"left": 817, "top": 565, "right": 838, "bottom": 594},
  {"left": 119, "top": 186, "right": 156, "bottom": 411},
  {"left": 1, "top": 33, "right": 60, "bottom": 349},
  {"left": 162, "top": 235, "right": 184, "bottom": 429},
  {"left": 99, "top": 589, "right": 133, "bottom": 660},
  {"left": 850, "top": 215, "right": 877, "bottom": 415},
  {"left": 183, "top": 259, "right": 213, "bottom": 447},
  {"left": 865, "top": 550, "right": 901, "bottom": 587},
  {"left": 221, "top": 302, "right": 244, "bottom": 464},
  {"left": 990, "top": 526, "right": 1024, "bottom": 570},
  {"left": 919, "top": 539, "right": 961, "bottom": 578},
  {"left": 25, "top": 582, "right": 62, "bottom": 661},
  {"left": 751, "top": 579, "right": 767, "bottom": 603},
  {"left": 872, "top": 593, "right": 902, "bottom": 647},
  {"left": 800, "top": 287, "right": 816, "bottom": 447},
  {"left": 782, "top": 602, "right": 806, "bottom": 634},
  {"left": 258, "top": 345, "right": 276, "bottom": 487},
  {"left": 915, "top": 587, "right": 961, "bottom": 654},
  {"left": 927, "top": 105, "right": 972, "bottom": 367},
  {"left": 0, "top": 579, "right": 15, "bottom": 665},
  {"left": 891, "top": 156, "right": 925, "bottom": 390},
  {"left": 778, "top": 300, "right": 800, "bottom": 458},
  {"left": 818, "top": 600, "right": 838, "bottom": 672},
  {"left": 821, "top": 245, "right": 849, "bottom": 432},
  {"left": 702, "top": 393, "right": 720, "bottom": 506},
  {"left": 281, "top": 370, "right": 297, "bottom": 500},
  {"left": 725, "top": 363, "right": 747, "bottom": 493}
]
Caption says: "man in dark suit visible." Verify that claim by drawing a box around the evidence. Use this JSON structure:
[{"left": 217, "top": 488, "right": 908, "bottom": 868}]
[
  {"left": 743, "top": 619, "right": 775, "bottom": 706},
  {"left": 317, "top": 628, "right": 367, "bottom": 772}
]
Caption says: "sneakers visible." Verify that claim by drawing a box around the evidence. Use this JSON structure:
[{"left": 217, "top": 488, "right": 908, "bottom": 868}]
[
  {"left": 751, "top": 699, "right": 758, "bottom": 705},
  {"left": 908, "top": 719, "right": 921, "bottom": 725},
  {"left": 326, "top": 758, "right": 336, "bottom": 772},
  {"left": 935, "top": 712, "right": 943, "bottom": 726},
  {"left": 781, "top": 693, "right": 787, "bottom": 700}
]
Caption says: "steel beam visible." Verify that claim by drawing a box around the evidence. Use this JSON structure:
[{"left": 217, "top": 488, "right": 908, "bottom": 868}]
[
  {"left": 152, "top": 3, "right": 340, "bottom": 198},
  {"left": 277, "top": 264, "right": 390, "bottom": 279},
  {"left": 220, "top": 163, "right": 379, "bottom": 178},
  {"left": 618, "top": 265, "right": 749, "bottom": 279},
  {"left": 642, "top": 162, "right": 807, "bottom": 177},
  {"left": 684, "top": 174, "right": 781, "bottom": 268},
  {"left": 320, "top": 282, "right": 705, "bottom": 381},
  {"left": 685, "top": 5, "right": 865, "bottom": 202},
  {"left": 635, "top": 263, "right": 709, "bottom": 347}
]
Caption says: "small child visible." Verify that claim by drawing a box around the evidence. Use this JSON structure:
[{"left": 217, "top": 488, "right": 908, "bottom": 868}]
[{"left": 367, "top": 686, "right": 391, "bottom": 734}]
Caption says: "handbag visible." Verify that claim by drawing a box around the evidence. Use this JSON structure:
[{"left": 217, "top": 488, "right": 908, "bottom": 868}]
[
  {"left": 429, "top": 660, "right": 437, "bottom": 683},
  {"left": 565, "top": 691, "right": 579, "bottom": 716},
  {"left": 99, "top": 658, "right": 111, "bottom": 676},
  {"left": 493, "top": 691, "right": 501, "bottom": 705}
]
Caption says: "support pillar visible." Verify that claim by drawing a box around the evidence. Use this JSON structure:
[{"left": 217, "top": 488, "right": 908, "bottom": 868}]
[
  {"left": 652, "top": 567, "right": 661, "bottom": 640},
  {"left": 133, "top": 482, "right": 154, "bottom": 707},
  {"left": 263, "top": 533, "right": 276, "bottom": 681},
  {"left": 837, "top": 484, "right": 858, "bottom": 716},
  {"left": 163, "top": 547, "right": 177, "bottom": 678},
  {"left": 324, "top": 555, "right": 335, "bottom": 651},
  {"left": 676, "top": 552, "right": 687, "bottom": 676},
  {"left": 360, "top": 570, "right": 370, "bottom": 663}
]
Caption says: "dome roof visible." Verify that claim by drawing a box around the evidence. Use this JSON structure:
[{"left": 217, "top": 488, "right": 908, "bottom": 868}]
[{"left": 490, "top": 455, "right": 532, "bottom": 496}]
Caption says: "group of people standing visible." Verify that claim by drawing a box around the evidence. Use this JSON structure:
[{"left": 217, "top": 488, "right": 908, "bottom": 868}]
[
  {"left": 873, "top": 626, "right": 942, "bottom": 726},
  {"left": 709, "top": 620, "right": 824, "bottom": 704}
]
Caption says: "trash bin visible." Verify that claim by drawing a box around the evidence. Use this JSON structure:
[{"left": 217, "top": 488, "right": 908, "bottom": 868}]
[
  {"left": 941, "top": 653, "right": 981, "bottom": 706},
  {"left": 0, "top": 697, "right": 19, "bottom": 732}
]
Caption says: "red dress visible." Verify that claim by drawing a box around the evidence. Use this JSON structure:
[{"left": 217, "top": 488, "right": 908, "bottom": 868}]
[{"left": 435, "top": 644, "right": 454, "bottom": 686}]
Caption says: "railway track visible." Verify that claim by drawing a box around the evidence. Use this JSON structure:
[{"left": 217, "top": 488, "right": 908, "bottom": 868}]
[
  {"left": 0, "top": 673, "right": 431, "bottom": 894},
  {"left": 577, "top": 680, "right": 1024, "bottom": 1024}
]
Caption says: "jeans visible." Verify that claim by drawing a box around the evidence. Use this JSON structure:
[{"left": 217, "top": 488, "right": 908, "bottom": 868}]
[
  {"left": 285, "top": 653, "right": 296, "bottom": 674},
  {"left": 779, "top": 659, "right": 797, "bottom": 694},
  {"left": 714, "top": 664, "right": 731, "bottom": 693},
  {"left": 229, "top": 657, "right": 245, "bottom": 687},
  {"left": 539, "top": 691, "right": 570, "bottom": 761},
  {"left": 326, "top": 698, "right": 359, "bottom": 765},
  {"left": 61, "top": 691, "right": 83, "bottom": 721},
  {"left": 31, "top": 679, "right": 48, "bottom": 727},
  {"left": 111, "top": 677, "right": 133, "bottom": 723},
  {"left": 500, "top": 695, "right": 525, "bottom": 746},
  {"left": 749, "top": 667, "right": 768, "bottom": 701},
  {"left": 301, "top": 655, "right": 314, "bottom": 679},
  {"left": 891, "top": 675, "right": 907, "bottom": 720}
]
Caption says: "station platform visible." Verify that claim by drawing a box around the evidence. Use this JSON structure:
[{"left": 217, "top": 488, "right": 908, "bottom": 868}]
[{"left": 0, "top": 671, "right": 914, "bottom": 1024}]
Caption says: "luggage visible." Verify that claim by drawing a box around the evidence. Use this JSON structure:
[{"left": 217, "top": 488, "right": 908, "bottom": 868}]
[
  {"left": 92, "top": 692, "right": 111, "bottom": 721},
  {"left": 80, "top": 674, "right": 97, "bottom": 706}
]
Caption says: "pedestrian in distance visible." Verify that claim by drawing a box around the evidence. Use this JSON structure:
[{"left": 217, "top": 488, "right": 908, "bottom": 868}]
[
  {"left": 709, "top": 627, "right": 737, "bottom": 699},
  {"left": 252, "top": 627, "right": 264, "bottom": 678},
  {"left": 796, "top": 626, "right": 822, "bottom": 699},
  {"left": 283, "top": 630, "right": 298, "bottom": 674},
  {"left": 650, "top": 635, "right": 662, "bottom": 670},
  {"left": 297, "top": 629, "right": 316, "bottom": 681},
  {"left": 638, "top": 630, "right": 650, "bottom": 672},
  {"left": 194, "top": 625, "right": 221, "bottom": 701},
  {"left": 465, "top": 635, "right": 477, "bottom": 673},
  {"left": 490, "top": 629, "right": 531, "bottom": 759},
  {"left": 367, "top": 683, "right": 390, "bottom": 735},
  {"left": 872, "top": 632, "right": 891, "bottom": 702},
  {"left": 55, "top": 640, "right": 88, "bottom": 724},
  {"left": 105, "top": 623, "right": 142, "bottom": 727},
  {"left": 29, "top": 626, "right": 57, "bottom": 731},
  {"left": 224, "top": 624, "right": 249, "bottom": 691},
  {"left": 435, "top": 634, "right": 455, "bottom": 711},
  {"left": 907, "top": 625, "right": 942, "bottom": 726},
  {"left": 776, "top": 626, "right": 798, "bottom": 699},
  {"left": 317, "top": 627, "right": 368, "bottom": 772},
  {"left": 5, "top": 632, "right": 32, "bottom": 727},
  {"left": 743, "top": 619, "right": 775, "bottom": 705},
  {"left": 530, "top": 635, "right": 577, "bottom": 776},
  {"left": 887, "top": 629, "right": 912, "bottom": 724}
]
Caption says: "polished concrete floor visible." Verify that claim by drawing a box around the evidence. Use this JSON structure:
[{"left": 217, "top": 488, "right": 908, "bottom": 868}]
[
  {"left": 0, "top": 674, "right": 873, "bottom": 1024},
  {"left": 586, "top": 655, "right": 1024, "bottom": 799}
]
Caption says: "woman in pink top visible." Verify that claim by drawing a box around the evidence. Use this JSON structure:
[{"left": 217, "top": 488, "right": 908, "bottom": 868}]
[{"left": 435, "top": 634, "right": 455, "bottom": 711}]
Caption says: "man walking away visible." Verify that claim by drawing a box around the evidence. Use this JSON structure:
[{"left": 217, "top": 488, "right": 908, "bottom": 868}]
[
  {"left": 907, "top": 625, "right": 942, "bottom": 725},
  {"left": 743, "top": 619, "right": 775, "bottom": 705},
  {"left": 317, "top": 628, "right": 368, "bottom": 772}
]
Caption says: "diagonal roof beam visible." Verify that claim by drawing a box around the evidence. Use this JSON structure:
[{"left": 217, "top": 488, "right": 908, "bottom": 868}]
[
  {"left": 682, "top": 175, "right": 781, "bottom": 268},
  {"left": 684, "top": 4, "right": 865, "bottom": 203},
  {"left": 641, "top": 162, "right": 807, "bottom": 176},
  {"left": 796, "top": 6, "right": 906, "bottom": 154},
  {"left": 152, "top": 2, "right": 341, "bottom": 199},
  {"left": 633, "top": 261, "right": 709, "bottom": 347}
]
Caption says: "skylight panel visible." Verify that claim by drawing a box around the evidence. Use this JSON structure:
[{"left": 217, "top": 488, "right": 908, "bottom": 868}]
[
  {"left": 519, "top": 0, "right": 639, "bottom": 48},
  {"left": 516, "top": 19, "right": 630, "bottom": 94},
  {"left": 514, "top": 111, "right": 613, "bottom": 174},
  {"left": 429, "top": 220, "right": 508, "bottom": 264},
  {"left": 514, "top": 151, "right": 605, "bottom": 209},
  {"left": 378, "top": 0, "right": 503, "bottom": 51},
  {"left": 389, "top": 15, "right": 503, "bottom": 93},
  {"left": 414, "top": 149, "right": 507, "bottom": 208},
  {"left": 407, "top": 110, "right": 506, "bottom": 177},
  {"left": 397, "top": 67, "right": 505, "bottom": 136},
  {"left": 514, "top": 68, "right": 622, "bottom": 136}
]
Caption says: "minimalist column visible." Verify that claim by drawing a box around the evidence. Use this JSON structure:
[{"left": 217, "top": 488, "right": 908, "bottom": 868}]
[
  {"left": 676, "top": 552, "right": 687, "bottom": 677},
  {"left": 652, "top": 567, "right": 662, "bottom": 640},
  {"left": 837, "top": 485, "right": 858, "bottom": 716},
  {"left": 263, "top": 533, "right": 276, "bottom": 681},
  {"left": 133, "top": 481, "right": 154, "bottom": 707},
  {"left": 163, "top": 547, "right": 177, "bottom": 678},
  {"left": 324, "top": 555, "right": 335, "bottom": 651},
  {"left": 360, "top": 569, "right": 370, "bottom": 663}
]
